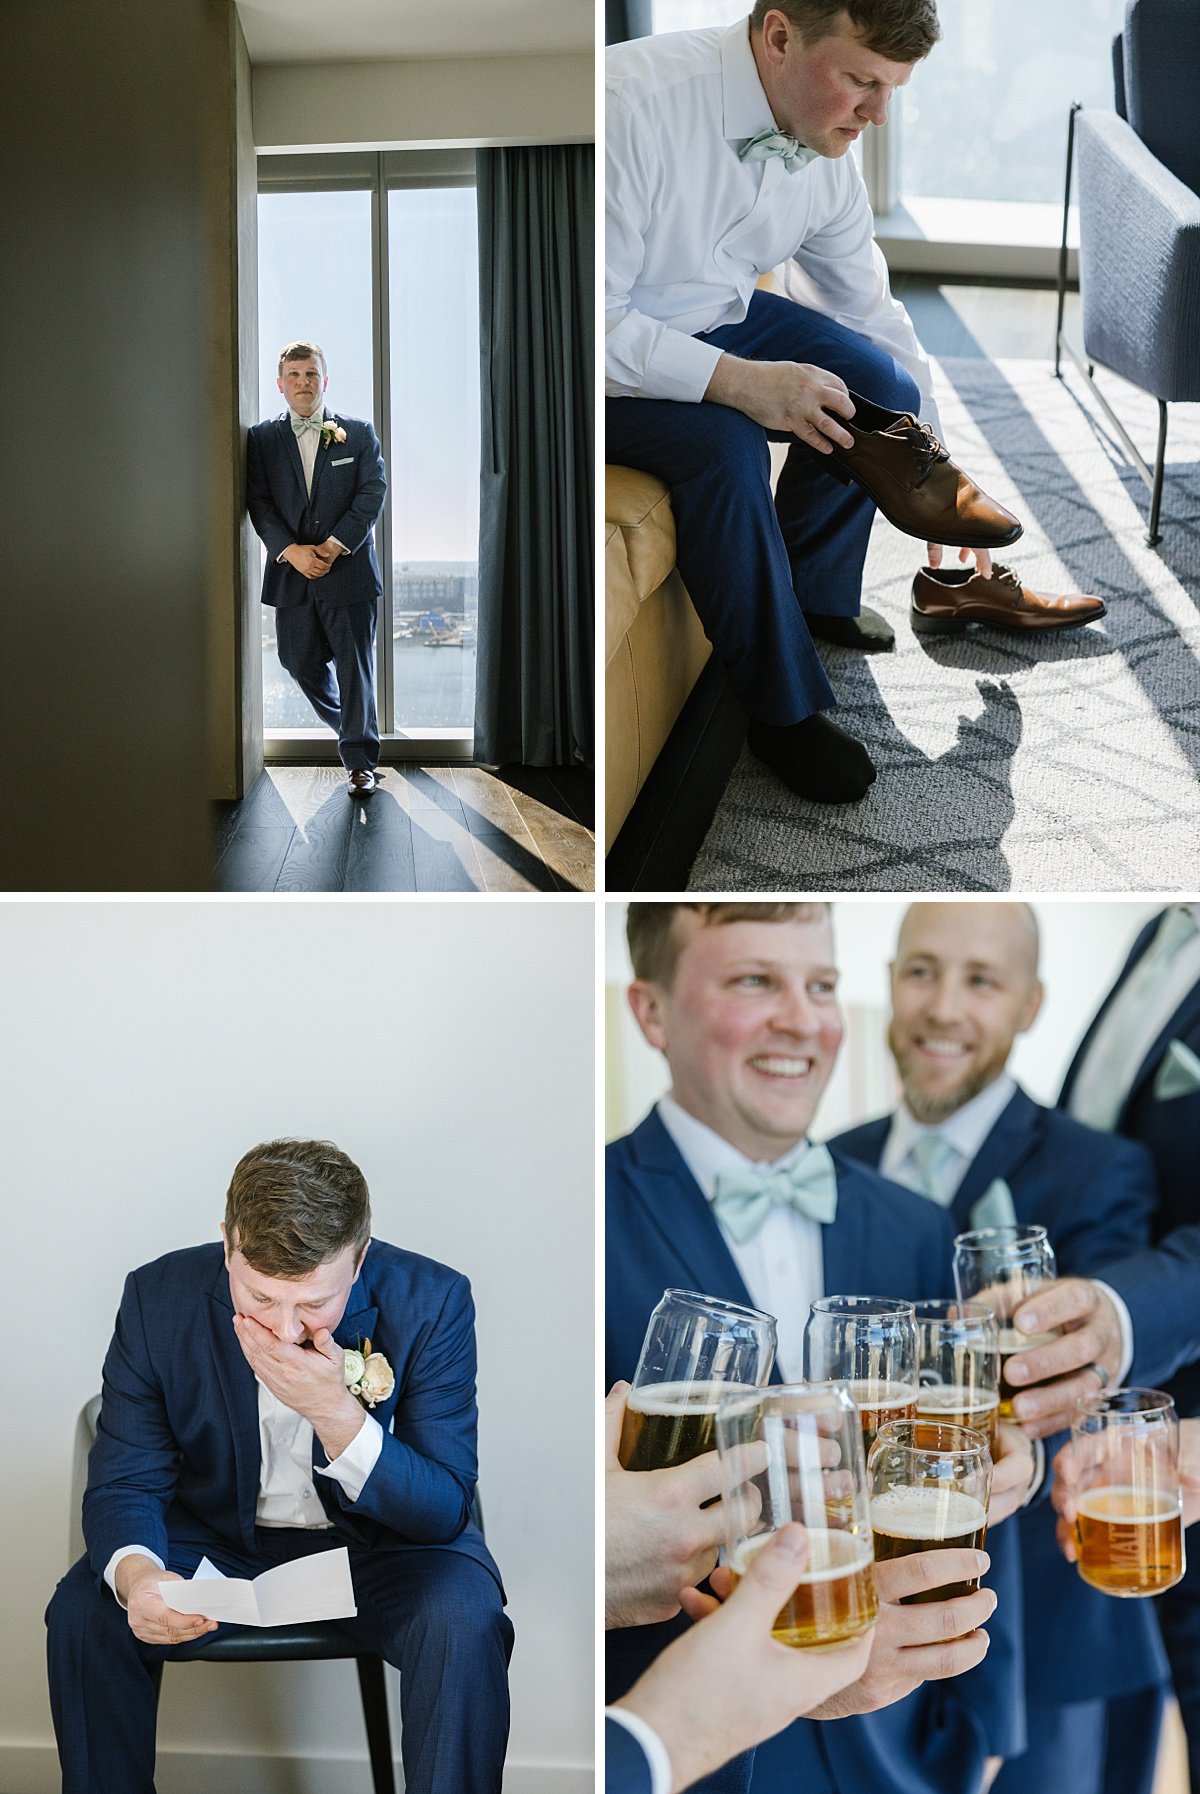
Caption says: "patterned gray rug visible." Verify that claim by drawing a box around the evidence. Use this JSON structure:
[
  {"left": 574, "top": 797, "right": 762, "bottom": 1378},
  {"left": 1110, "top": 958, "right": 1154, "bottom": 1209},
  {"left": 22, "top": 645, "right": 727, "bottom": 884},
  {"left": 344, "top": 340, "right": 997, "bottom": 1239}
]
[{"left": 688, "top": 357, "right": 1200, "bottom": 892}]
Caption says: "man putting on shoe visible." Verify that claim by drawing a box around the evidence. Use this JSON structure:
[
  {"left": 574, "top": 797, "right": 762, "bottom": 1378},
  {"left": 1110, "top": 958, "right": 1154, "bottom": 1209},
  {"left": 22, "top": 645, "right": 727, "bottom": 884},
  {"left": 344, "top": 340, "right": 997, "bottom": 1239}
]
[
  {"left": 607, "top": 0, "right": 1088, "bottom": 805},
  {"left": 248, "top": 341, "right": 387, "bottom": 797}
]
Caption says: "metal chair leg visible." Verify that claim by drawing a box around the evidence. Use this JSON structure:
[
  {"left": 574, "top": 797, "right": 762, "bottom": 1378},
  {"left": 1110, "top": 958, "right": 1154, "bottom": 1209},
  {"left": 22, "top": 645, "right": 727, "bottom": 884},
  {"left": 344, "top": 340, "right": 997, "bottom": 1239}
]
[
  {"left": 1147, "top": 400, "right": 1168, "bottom": 545},
  {"left": 355, "top": 1654, "right": 397, "bottom": 1794},
  {"left": 1054, "top": 102, "right": 1081, "bottom": 376}
]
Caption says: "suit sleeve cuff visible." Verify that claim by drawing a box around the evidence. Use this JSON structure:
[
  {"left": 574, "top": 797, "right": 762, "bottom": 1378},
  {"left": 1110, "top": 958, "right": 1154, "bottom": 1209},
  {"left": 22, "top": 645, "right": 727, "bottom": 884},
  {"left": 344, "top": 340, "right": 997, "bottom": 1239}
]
[
  {"left": 105, "top": 1545, "right": 166, "bottom": 1604},
  {"left": 329, "top": 536, "right": 348, "bottom": 554},
  {"left": 1094, "top": 1279, "right": 1135, "bottom": 1385},
  {"left": 314, "top": 1412, "right": 382, "bottom": 1502},
  {"left": 607, "top": 1707, "right": 672, "bottom": 1794}
]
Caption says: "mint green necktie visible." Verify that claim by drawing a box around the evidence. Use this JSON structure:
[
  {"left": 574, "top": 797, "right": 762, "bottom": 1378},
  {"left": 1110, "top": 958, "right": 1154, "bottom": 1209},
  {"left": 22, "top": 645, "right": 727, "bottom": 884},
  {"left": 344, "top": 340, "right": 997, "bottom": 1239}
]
[
  {"left": 712, "top": 1143, "right": 838, "bottom": 1244},
  {"left": 906, "top": 1133, "right": 961, "bottom": 1206},
  {"left": 1071, "top": 907, "right": 1200, "bottom": 1131},
  {"left": 738, "top": 128, "right": 818, "bottom": 174}
]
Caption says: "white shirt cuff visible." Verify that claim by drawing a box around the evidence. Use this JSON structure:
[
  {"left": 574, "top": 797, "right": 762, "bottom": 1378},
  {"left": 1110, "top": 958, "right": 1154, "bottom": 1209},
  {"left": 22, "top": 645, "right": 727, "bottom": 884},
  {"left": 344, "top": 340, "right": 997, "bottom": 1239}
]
[
  {"left": 314, "top": 1411, "right": 382, "bottom": 1502},
  {"left": 330, "top": 536, "right": 348, "bottom": 553},
  {"left": 644, "top": 326, "right": 724, "bottom": 404},
  {"left": 1092, "top": 1280, "right": 1135, "bottom": 1386},
  {"left": 105, "top": 1545, "right": 166, "bottom": 1604},
  {"left": 607, "top": 1706, "right": 672, "bottom": 1794}
]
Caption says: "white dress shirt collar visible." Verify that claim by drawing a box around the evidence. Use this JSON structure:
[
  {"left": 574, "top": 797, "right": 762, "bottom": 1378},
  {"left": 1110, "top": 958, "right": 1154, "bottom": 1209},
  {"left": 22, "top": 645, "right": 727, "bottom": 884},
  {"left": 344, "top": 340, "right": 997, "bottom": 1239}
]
[
  {"left": 658, "top": 1091, "right": 811, "bottom": 1195},
  {"left": 882, "top": 1072, "right": 1018, "bottom": 1193},
  {"left": 720, "top": 18, "right": 776, "bottom": 140}
]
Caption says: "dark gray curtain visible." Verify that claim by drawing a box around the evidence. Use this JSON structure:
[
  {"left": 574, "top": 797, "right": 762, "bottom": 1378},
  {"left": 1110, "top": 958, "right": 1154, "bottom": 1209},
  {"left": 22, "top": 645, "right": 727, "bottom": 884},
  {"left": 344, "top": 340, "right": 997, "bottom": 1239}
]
[
  {"left": 606, "top": 0, "right": 652, "bottom": 43},
  {"left": 475, "top": 145, "right": 594, "bottom": 768}
]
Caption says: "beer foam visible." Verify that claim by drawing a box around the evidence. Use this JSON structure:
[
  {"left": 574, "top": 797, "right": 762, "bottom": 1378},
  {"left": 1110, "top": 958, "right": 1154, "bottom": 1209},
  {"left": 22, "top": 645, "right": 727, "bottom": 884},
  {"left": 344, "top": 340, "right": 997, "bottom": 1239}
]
[
  {"left": 998, "top": 1328, "right": 1057, "bottom": 1351},
  {"left": 870, "top": 1487, "right": 987, "bottom": 1540},
  {"left": 917, "top": 1386, "right": 1000, "bottom": 1415},
  {"left": 1076, "top": 1485, "right": 1182, "bottom": 1525},
  {"left": 627, "top": 1379, "right": 729, "bottom": 1416},
  {"left": 733, "top": 1530, "right": 873, "bottom": 1583},
  {"left": 846, "top": 1380, "right": 919, "bottom": 1407}
]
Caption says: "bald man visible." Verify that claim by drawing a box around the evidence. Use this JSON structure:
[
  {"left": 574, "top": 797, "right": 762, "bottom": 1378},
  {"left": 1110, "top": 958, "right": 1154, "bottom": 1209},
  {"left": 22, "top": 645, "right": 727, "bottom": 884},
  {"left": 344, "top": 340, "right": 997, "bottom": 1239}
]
[{"left": 833, "top": 903, "right": 1165, "bottom": 1794}]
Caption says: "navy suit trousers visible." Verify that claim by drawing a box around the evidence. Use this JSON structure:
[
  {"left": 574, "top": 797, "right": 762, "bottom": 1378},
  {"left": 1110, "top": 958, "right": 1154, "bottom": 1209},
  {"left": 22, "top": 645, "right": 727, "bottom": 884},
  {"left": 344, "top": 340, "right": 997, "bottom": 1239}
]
[
  {"left": 46, "top": 1525, "right": 513, "bottom": 1794},
  {"left": 605, "top": 289, "right": 923, "bottom": 726},
  {"left": 276, "top": 592, "right": 380, "bottom": 770}
]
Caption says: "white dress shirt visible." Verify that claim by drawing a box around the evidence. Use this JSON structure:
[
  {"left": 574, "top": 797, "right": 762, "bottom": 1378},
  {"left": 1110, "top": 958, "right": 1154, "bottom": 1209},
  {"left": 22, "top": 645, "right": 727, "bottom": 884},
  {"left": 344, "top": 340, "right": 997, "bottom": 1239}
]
[
  {"left": 1067, "top": 905, "right": 1200, "bottom": 1125},
  {"left": 658, "top": 1095, "right": 824, "bottom": 1381},
  {"left": 291, "top": 403, "right": 325, "bottom": 496},
  {"left": 104, "top": 1386, "right": 383, "bottom": 1599},
  {"left": 879, "top": 1077, "right": 1134, "bottom": 1387},
  {"left": 605, "top": 18, "right": 939, "bottom": 430}
]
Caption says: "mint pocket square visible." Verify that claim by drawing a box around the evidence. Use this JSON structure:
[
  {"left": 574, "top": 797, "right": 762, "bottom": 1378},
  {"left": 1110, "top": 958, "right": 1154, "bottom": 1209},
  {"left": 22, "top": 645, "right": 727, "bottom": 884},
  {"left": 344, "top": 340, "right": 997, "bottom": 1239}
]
[
  {"left": 968, "top": 1178, "right": 1018, "bottom": 1231},
  {"left": 1154, "top": 1038, "right": 1200, "bottom": 1101}
]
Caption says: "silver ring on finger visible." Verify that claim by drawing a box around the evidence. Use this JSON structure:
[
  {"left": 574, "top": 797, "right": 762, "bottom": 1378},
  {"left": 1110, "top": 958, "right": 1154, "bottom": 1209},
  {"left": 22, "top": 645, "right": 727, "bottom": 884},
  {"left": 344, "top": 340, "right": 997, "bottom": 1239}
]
[{"left": 1085, "top": 1362, "right": 1110, "bottom": 1391}]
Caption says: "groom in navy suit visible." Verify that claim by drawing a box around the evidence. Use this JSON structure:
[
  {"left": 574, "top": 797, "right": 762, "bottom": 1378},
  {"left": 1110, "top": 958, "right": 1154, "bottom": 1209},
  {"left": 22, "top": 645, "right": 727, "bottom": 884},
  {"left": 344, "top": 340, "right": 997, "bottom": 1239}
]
[
  {"left": 247, "top": 342, "right": 387, "bottom": 795},
  {"left": 608, "top": 901, "right": 1032, "bottom": 1794},
  {"left": 46, "top": 1138, "right": 512, "bottom": 1794}
]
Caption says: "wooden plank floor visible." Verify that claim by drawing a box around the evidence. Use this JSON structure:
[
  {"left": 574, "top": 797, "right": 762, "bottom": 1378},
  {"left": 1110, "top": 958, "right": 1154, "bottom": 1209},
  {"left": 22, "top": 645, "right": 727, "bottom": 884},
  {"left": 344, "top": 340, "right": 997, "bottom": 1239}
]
[{"left": 213, "top": 765, "right": 594, "bottom": 893}]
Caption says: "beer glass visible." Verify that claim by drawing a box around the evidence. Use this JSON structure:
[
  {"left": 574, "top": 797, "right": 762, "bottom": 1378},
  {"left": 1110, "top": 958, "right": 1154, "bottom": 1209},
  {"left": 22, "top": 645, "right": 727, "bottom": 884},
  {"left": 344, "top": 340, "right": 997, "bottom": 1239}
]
[
  {"left": 805, "top": 1296, "right": 919, "bottom": 1453},
  {"left": 619, "top": 1288, "right": 777, "bottom": 1470},
  {"left": 1071, "top": 1388, "right": 1185, "bottom": 1598},
  {"left": 869, "top": 1418, "right": 992, "bottom": 1603},
  {"left": 716, "top": 1382, "right": 879, "bottom": 1649},
  {"left": 952, "top": 1225, "right": 1057, "bottom": 1421},
  {"left": 915, "top": 1300, "right": 1001, "bottom": 1449}
]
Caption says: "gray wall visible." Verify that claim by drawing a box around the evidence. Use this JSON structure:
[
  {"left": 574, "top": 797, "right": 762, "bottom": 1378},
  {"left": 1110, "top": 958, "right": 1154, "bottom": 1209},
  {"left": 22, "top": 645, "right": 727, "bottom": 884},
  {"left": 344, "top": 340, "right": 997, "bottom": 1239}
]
[{"left": 2, "top": 0, "right": 249, "bottom": 887}]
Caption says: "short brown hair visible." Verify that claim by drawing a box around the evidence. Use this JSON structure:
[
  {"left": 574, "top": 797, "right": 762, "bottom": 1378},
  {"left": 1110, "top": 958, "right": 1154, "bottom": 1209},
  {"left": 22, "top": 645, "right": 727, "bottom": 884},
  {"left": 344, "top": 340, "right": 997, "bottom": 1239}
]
[
  {"left": 749, "top": 0, "right": 940, "bottom": 62},
  {"left": 277, "top": 339, "right": 328, "bottom": 379},
  {"left": 627, "top": 902, "right": 832, "bottom": 987},
  {"left": 225, "top": 1139, "right": 370, "bottom": 1276}
]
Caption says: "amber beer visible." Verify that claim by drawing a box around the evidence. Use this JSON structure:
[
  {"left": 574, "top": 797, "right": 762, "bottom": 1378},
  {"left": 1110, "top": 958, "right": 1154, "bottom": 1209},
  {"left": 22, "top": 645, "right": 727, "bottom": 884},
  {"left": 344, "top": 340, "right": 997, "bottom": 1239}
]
[
  {"left": 917, "top": 1385, "right": 1001, "bottom": 1449},
  {"left": 730, "top": 1530, "right": 878, "bottom": 1647},
  {"left": 618, "top": 1380, "right": 726, "bottom": 1471},
  {"left": 870, "top": 1487, "right": 990, "bottom": 1602},
  {"left": 1076, "top": 1487, "right": 1185, "bottom": 1597},
  {"left": 997, "top": 1327, "right": 1057, "bottom": 1420},
  {"left": 846, "top": 1379, "right": 918, "bottom": 1453}
]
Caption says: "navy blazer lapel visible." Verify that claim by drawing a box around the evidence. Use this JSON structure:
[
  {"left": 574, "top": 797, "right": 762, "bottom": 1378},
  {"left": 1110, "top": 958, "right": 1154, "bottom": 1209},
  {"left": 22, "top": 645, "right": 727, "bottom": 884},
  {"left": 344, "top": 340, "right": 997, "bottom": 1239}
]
[
  {"left": 821, "top": 1159, "right": 870, "bottom": 1296},
  {"left": 307, "top": 414, "right": 337, "bottom": 503},
  {"left": 278, "top": 414, "right": 308, "bottom": 502},
  {"left": 1122, "top": 976, "right": 1200, "bottom": 1121},
  {"left": 207, "top": 1264, "right": 265, "bottom": 1547},
  {"left": 1060, "top": 917, "right": 1158, "bottom": 1107},
  {"left": 625, "top": 1111, "right": 758, "bottom": 1311},
  {"left": 949, "top": 1088, "right": 1043, "bottom": 1222}
]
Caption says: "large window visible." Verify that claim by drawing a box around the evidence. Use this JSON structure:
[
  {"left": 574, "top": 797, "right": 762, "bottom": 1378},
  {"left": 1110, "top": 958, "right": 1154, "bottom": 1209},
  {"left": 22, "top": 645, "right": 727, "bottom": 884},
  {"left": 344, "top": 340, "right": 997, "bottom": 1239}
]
[{"left": 256, "top": 152, "right": 479, "bottom": 755}]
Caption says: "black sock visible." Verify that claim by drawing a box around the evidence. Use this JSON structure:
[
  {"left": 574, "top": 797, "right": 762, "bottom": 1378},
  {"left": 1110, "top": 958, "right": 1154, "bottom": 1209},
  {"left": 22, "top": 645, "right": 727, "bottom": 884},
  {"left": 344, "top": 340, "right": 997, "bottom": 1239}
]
[{"left": 747, "top": 713, "right": 877, "bottom": 804}]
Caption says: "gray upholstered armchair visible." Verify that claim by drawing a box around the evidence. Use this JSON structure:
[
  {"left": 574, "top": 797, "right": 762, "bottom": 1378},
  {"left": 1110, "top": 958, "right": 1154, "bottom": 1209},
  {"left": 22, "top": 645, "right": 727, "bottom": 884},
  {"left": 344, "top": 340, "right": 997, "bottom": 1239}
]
[{"left": 1055, "top": 0, "right": 1200, "bottom": 544}]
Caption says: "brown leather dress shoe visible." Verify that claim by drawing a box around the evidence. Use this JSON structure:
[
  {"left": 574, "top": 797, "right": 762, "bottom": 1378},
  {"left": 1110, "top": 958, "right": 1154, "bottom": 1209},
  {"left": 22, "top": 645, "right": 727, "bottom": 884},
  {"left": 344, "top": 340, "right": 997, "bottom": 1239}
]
[
  {"left": 824, "top": 392, "right": 1023, "bottom": 549},
  {"left": 911, "top": 563, "right": 1107, "bottom": 634}
]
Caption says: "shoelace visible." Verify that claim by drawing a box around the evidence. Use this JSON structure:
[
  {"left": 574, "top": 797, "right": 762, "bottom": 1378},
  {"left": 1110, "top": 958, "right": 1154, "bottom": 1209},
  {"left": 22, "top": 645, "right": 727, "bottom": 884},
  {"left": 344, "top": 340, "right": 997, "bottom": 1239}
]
[
  {"left": 991, "top": 564, "right": 1021, "bottom": 588},
  {"left": 881, "top": 416, "right": 950, "bottom": 484}
]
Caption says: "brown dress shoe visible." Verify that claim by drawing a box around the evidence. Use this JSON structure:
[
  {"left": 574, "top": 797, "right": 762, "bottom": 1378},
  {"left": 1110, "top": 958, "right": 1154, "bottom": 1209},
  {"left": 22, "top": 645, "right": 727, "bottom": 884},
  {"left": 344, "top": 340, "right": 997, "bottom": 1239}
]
[
  {"left": 824, "top": 392, "right": 1023, "bottom": 549},
  {"left": 911, "top": 563, "right": 1107, "bottom": 634}
]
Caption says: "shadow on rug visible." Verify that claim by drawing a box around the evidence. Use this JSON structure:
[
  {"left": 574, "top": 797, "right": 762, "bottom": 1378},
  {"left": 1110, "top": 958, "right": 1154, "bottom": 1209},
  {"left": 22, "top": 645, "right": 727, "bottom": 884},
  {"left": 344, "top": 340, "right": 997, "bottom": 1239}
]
[{"left": 688, "top": 357, "right": 1200, "bottom": 892}]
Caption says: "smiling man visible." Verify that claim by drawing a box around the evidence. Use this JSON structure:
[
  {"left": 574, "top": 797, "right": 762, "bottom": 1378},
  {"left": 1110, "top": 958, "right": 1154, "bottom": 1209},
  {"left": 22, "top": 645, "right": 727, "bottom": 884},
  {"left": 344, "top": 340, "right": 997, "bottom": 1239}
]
[
  {"left": 46, "top": 1138, "right": 512, "bottom": 1794},
  {"left": 247, "top": 342, "right": 387, "bottom": 796},
  {"left": 608, "top": 902, "right": 1033, "bottom": 1794},
  {"left": 833, "top": 903, "right": 1166, "bottom": 1794},
  {"left": 607, "top": 1, "right": 1048, "bottom": 812}
]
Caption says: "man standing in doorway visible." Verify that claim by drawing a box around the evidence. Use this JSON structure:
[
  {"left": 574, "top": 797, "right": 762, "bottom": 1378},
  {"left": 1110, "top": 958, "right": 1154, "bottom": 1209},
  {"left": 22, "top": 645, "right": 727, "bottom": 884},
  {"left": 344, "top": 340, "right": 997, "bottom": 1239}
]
[{"left": 247, "top": 341, "right": 387, "bottom": 795}]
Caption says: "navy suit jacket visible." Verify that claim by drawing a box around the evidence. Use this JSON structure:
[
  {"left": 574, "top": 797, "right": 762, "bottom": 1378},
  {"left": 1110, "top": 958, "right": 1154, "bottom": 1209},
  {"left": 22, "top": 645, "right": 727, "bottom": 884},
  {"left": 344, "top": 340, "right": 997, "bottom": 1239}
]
[
  {"left": 246, "top": 412, "right": 386, "bottom": 610},
  {"left": 84, "top": 1239, "right": 501, "bottom": 1592},
  {"left": 835, "top": 1087, "right": 1165, "bottom": 1707},
  {"left": 1060, "top": 914, "right": 1200, "bottom": 1403},
  {"left": 607, "top": 1108, "right": 1022, "bottom": 1794},
  {"left": 606, "top": 1717, "right": 654, "bottom": 1794}
]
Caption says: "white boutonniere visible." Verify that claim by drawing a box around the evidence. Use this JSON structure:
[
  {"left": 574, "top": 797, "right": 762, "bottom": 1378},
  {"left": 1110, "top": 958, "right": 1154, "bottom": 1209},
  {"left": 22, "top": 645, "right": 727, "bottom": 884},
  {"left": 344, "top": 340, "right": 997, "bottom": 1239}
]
[
  {"left": 343, "top": 1337, "right": 395, "bottom": 1408},
  {"left": 320, "top": 418, "right": 349, "bottom": 450}
]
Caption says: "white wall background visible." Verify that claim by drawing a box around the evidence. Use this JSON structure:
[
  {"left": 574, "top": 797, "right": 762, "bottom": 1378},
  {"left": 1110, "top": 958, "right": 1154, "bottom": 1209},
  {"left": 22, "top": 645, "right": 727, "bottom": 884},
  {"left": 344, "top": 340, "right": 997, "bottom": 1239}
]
[
  {"left": 0, "top": 899, "right": 594, "bottom": 1794},
  {"left": 606, "top": 898, "right": 1162, "bottom": 1140}
]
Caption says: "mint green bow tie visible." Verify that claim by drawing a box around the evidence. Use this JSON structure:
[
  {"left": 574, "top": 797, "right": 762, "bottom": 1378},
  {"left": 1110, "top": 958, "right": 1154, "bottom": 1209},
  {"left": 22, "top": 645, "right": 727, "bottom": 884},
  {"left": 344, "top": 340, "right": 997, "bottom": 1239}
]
[
  {"left": 292, "top": 412, "right": 323, "bottom": 436},
  {"left": 738, "top": 128, "right": 818, "bottom": 174},
  {"left": 712, "top": 1143, "right": 838, "bottom": 1244}
]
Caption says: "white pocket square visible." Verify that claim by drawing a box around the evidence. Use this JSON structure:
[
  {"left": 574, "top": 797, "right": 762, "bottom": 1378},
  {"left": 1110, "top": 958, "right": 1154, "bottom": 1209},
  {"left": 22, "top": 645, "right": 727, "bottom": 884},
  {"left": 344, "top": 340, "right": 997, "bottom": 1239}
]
[
  {"left": 331, "top": 456, "right": 353, "bottom": 466},
  {"left": 968, "top": 1177, "right": 1017, "bottom": 1232},
  {"left": 1154, "top": 1039, "right": 1200, "bottom": 1101}
]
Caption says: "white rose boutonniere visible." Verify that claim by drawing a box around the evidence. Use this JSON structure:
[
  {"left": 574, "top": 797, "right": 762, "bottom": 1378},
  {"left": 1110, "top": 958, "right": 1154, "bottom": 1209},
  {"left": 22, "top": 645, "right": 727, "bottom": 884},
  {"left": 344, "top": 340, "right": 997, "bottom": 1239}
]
[
  {"left": 320, "top": 419, "right": 349, "bottom": 450},
  {"left": 343, "top": 1337, "right": 395, "bottom": 1409}
]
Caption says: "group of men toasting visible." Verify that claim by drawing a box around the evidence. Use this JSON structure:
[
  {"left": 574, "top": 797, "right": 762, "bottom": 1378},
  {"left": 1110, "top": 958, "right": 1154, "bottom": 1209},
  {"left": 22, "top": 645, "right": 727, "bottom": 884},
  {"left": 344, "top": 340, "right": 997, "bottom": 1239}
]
[{"left": 605, "top": 901, "right": 1200, "bottom": 1794}]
